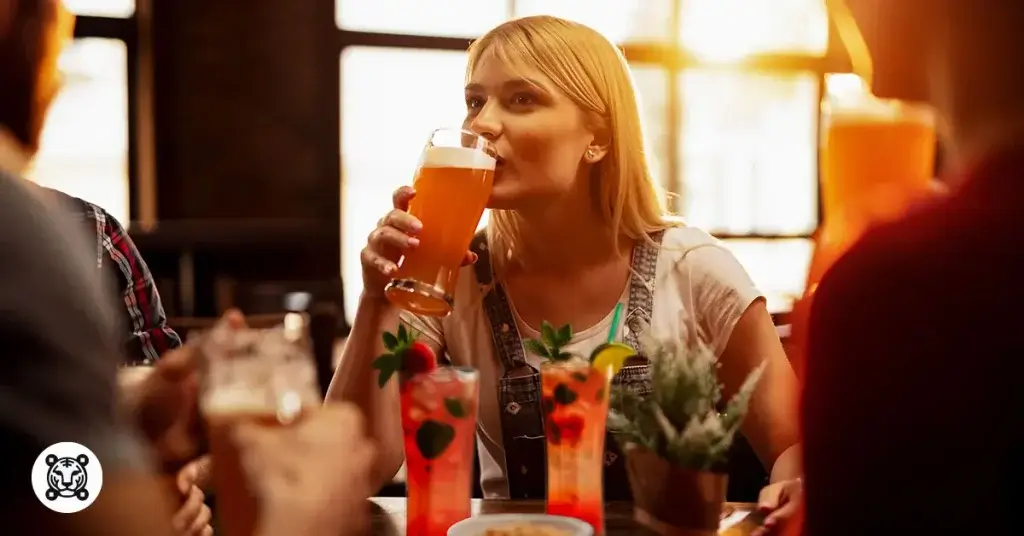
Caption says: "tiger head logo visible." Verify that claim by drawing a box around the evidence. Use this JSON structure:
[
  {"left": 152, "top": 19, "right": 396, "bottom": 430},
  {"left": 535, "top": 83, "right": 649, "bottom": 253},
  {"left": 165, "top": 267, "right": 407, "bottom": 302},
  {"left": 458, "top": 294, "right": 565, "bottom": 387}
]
[{"left": 44, "top": 453, "right": 91, "bottom": 501}]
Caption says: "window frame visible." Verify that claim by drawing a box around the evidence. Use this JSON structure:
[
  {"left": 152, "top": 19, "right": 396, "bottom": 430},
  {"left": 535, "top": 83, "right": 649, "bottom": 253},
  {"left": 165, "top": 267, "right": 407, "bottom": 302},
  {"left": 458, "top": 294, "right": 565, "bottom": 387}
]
[{"left": 71, "top": 11, "right": 145, "bottom": 224}]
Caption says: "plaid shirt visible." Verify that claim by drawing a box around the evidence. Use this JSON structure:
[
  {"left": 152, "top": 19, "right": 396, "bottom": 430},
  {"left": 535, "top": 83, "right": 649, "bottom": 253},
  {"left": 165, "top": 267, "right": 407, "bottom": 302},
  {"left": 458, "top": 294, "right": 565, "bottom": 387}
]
[{"left": 54, "top": 191, "right": 182, "bottom": 365}]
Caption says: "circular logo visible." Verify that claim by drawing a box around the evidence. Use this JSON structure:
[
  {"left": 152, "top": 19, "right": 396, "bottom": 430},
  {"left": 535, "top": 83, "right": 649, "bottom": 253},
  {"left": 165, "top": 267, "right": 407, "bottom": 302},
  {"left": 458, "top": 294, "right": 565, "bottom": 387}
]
[{"left": 31, "top": 442, "right": 104, "bottom": 513}]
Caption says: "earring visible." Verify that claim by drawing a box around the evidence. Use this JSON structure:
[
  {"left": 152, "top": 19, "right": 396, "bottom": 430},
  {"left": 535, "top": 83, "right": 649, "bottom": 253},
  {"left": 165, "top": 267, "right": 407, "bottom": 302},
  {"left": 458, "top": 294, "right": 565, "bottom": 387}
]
[{"left": 586, "top": 149, "right": 596, "bottom": 161}]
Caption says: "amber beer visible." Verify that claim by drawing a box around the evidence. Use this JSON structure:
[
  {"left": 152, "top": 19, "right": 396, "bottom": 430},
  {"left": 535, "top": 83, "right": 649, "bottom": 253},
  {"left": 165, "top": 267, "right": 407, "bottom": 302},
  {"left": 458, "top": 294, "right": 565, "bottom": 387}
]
[
  {"left": 385, "top": 130, "right": 496, "bottom": 317},
  {"left": 204, "top": 390, "right": 306, "bottom": 536},
  {"left": 809, "top": 100, "right": 936, "bottom": 289},
  {"left": 198, "top": 321, "right": 320, "bottom": 536}
]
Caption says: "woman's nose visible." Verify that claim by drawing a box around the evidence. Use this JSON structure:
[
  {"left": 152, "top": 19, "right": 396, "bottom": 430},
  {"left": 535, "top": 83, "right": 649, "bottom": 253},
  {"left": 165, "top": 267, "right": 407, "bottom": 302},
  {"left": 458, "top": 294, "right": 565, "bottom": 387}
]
[{"left": 468, "top": 104, "right": 501, "bottom": 141}]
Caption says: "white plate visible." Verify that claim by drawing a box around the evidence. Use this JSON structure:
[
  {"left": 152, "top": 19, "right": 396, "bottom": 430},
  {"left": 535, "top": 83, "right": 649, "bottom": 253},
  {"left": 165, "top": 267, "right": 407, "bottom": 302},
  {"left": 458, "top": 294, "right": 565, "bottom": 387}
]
[{"left": 447, "top": 514, "right": 594, "bottom": 536}]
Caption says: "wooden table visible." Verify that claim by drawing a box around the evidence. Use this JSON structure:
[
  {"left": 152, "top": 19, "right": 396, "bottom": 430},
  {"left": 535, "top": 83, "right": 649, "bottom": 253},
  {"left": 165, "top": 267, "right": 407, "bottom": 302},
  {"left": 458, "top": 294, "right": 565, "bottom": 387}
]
[{"left": 368, "top": 497, "right": 759, "bottom": 535}]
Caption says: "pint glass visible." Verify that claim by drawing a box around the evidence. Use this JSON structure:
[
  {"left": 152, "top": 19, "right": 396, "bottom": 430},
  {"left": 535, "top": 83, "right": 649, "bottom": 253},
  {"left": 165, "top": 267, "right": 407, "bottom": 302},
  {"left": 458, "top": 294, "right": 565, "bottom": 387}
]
[
  {"left": 384, "top": 128, "right": 496, "bottom": 317},
  {"left": 197, "top": 316, "right": 321, "bottom": 536},
  {"left": 809, "top": 77, "right": 936, "bottom": 290}
]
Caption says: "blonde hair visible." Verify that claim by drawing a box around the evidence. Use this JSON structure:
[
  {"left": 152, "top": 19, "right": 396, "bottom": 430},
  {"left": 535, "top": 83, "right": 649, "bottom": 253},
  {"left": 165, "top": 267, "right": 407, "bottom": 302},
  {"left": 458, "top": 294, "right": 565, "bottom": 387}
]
[{"left": 466, "top": 16, "right": 676, "bottom": 269}]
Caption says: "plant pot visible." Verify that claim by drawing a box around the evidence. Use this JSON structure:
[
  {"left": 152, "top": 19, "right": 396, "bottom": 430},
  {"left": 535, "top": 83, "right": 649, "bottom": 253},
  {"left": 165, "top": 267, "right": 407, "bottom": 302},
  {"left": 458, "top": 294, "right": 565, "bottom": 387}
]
[{"left": 624, "top": 443, "right": 728, "bottom": 536}]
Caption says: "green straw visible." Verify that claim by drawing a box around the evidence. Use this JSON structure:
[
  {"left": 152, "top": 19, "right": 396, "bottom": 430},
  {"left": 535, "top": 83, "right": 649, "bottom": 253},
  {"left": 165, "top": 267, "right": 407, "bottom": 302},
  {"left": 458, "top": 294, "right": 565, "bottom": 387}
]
[{"left": 607, "top": 303, "right": 624, "bottom": 343}]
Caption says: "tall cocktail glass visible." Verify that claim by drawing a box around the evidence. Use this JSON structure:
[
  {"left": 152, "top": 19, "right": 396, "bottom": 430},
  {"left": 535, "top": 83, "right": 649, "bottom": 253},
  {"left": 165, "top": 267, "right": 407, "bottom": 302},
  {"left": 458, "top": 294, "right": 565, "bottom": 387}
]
[
  {"left": 401, "top": 366, "right": 480, "bottom": 536},
  {"left": 384, "top": 128, "right": 496, "bottom": 317},
  {"left": 541, "top": 359, "right": 613, "bottom": 533},
  {"left": 198, "top": 317, "right": 322, "bottom": 536}
]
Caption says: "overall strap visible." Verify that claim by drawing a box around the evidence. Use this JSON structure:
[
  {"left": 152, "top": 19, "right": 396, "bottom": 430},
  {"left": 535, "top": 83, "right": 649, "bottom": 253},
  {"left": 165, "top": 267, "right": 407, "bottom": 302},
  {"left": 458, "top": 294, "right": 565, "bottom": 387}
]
[
  {"left": 623, "top": 230, "right": 666, "bottom": 349},
  {"left": 471, "top": 231, "right": 529, "bottom": 372}
]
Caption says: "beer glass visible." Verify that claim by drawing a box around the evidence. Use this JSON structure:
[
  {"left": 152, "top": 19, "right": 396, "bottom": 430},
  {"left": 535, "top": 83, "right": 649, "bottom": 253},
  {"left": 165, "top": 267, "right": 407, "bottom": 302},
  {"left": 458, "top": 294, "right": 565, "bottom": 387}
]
[
  {"left": 809, "top": 77, "right": 936, "bottom": 290},
  {"left": 384, "top": 128, "right": 497, "bottom": 317},
  {"left": 197, "top": 315, "right": 321, "bottom": 536}
]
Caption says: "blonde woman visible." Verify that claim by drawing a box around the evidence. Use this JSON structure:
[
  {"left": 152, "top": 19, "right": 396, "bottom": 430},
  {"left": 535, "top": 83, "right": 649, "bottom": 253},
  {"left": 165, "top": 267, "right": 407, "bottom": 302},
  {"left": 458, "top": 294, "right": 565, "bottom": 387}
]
[{"left": 329, "top": 16, "right": 802, "bottom": 529}]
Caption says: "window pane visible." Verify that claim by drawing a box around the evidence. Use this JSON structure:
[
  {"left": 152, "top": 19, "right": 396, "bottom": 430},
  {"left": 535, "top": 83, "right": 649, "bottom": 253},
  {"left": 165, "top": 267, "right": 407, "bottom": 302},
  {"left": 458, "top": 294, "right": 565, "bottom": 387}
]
[
  {"left": 25, "top": 38, "right": 129, "bottom": 224},
  {"left": 336, "top": 0, "right": 508, "bottom": 38},
  {"left": 678, "top": 69, "right": 818, "bottom": 235},
  {"left": 630, "top": 67, "right": 669, "bottom": 190},
  {"left": 340, "top": 48, "right": 471, "bottom": 322},
  {"left": 65, "top": 0, "right": 135, "bottom": 18},
  {"left": 680, "top": 0, "right": 828, "bottom": 61},
  {"left": 720, "top": 238, "right": 812, "bottom": 313},
  {"left": 514, "top": 0, "right": 673, "bottom": 43}
]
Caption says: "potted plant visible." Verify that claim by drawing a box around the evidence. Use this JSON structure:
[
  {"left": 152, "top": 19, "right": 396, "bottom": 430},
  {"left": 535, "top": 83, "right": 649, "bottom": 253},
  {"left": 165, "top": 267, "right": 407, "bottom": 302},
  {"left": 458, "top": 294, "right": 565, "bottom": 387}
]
[{"left": 607, "top": 326, "right": 766, "bottom": 536}]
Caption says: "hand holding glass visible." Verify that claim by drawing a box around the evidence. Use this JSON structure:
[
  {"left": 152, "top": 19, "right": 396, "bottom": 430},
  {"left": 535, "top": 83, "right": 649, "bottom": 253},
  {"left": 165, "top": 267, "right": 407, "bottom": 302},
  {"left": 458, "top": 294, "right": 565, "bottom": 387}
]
[
  {"left": 198, "top": 320, "right": 321, "bottom": 536},
  {"left": 384, "top": 128, "right": 496, "bottom": 317}
]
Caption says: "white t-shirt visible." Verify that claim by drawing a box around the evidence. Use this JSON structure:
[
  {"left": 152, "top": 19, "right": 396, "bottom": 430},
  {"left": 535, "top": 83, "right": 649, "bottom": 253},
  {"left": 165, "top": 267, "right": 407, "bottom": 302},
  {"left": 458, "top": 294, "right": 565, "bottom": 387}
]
[{"left": 400, "top": 225, "right": 762, "bottom": 498}]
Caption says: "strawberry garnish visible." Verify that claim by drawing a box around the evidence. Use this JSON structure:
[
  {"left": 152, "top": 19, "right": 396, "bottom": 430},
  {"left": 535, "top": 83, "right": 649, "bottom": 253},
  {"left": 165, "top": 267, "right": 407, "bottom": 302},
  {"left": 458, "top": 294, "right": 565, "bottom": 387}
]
[
  {"left": 373, "top": 324, "right": 437, "bottom": 388},
  {"left": 403, "top": 341, "right": 437, "bottom": 376}
]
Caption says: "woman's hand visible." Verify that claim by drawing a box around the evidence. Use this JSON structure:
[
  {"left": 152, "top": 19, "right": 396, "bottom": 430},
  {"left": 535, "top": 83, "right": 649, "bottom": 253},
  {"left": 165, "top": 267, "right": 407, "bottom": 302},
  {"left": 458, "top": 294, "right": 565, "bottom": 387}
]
[
  {"left": 237, "top": 403, "right": 378, "bottom": 536},
  {"left": 752, "top": 478, "right": 803, "bottom": 536},
  {"left": 360, "top": 186, "right": 477, "bottom": 299},
  {"left": 171, "top": 458, "right": 213, "bottom": 536}
]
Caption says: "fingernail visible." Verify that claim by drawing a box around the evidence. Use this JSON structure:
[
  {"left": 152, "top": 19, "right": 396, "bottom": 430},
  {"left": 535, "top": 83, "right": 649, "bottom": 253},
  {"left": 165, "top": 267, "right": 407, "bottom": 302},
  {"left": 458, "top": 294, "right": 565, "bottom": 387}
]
[
  {"left": 410, "top": 219, "right": 422, "bottom": 231},
  {"left": 382, "top": 264, "right": 395, "bottom": 275},
  {"left": 407, "top": 237, "right": 420, "bottom": 247}
]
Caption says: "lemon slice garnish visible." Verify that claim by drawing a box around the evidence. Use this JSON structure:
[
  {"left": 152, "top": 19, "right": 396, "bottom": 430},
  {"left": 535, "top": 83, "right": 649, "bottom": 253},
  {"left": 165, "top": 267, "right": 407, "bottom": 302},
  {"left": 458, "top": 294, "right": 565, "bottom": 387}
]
[{"left": 589, "top": 342, "right": 635, "bottom": 378}]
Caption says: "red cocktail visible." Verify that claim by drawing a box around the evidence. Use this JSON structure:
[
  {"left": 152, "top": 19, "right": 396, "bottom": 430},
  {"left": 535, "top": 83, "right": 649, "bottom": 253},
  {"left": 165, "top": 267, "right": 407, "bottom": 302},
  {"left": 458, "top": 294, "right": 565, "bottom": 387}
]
[
  {"left": 401, "top": 367, "right": 480, "bottom": 536},
  {"left": 541, "top": 360, "right": 612, "bottom": 533}
]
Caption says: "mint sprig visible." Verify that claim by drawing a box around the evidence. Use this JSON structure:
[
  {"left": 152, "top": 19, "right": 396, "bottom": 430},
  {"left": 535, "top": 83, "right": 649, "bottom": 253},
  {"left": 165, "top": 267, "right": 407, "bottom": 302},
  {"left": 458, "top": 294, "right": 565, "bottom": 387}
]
[
  {"left": 373, "top": 323, "right": 418, "bottom": 387},
  {"left": 524, "top": 321, "right": 574, "bottom": 362}
]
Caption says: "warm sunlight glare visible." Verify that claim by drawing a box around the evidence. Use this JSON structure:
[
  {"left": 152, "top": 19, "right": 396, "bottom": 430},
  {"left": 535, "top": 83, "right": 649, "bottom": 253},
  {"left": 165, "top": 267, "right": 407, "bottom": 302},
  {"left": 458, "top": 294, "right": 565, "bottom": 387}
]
[{"left": 680, "top": 0, "right": 829, "bottom": 62}]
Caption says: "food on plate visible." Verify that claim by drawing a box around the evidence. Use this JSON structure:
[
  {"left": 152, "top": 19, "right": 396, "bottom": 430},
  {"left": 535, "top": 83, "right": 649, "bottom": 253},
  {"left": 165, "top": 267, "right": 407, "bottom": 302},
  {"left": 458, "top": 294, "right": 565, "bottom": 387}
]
[{"left": 481, "top": 523, "right": 573, "bottom": 536}]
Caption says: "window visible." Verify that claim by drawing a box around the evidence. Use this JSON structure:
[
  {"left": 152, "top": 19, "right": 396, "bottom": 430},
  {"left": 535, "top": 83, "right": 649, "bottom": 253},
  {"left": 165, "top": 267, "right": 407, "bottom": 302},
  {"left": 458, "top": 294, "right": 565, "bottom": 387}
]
[
  {"left": 336, "top": 0, "right": 507, "bottom": 38},
  {"left": 65, "top": 0, "right": 135, "bottom": 18},
  {"left": 631, "top": 67, "right": 670, "bottom": 188},
  {"left": 513, "top": 0, "right": 674, "bottom": 43},
  {"left": 721, "top": 239, "right": 813, "bottom": 313},
  {"left": 678, "top": 70, "right": 818, "bottom": 235},
  {"left": 340, "top": 48, "right": 470, "bottom": 320},
  {"left": 25, "top": 38, "right": 130, "bottom": 224},
  {"left": 680, "top": 0, "right": 829, "bottom": 62}
]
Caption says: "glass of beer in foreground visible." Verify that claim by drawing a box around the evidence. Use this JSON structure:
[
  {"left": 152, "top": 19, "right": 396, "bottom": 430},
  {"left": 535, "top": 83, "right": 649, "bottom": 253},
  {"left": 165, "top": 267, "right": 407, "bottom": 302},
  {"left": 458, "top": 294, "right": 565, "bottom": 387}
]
[
  {"left": 384, "top": 128, "right": 496, "bottom": 317},
  {"left": 197, "top": 316, "right": 321, "bottom": 536}
]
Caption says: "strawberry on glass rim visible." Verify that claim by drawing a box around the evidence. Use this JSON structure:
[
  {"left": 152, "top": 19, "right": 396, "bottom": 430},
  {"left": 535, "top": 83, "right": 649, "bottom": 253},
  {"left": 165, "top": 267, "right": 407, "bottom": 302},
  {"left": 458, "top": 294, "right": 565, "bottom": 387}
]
[{"left": 373, "top": 323, "right": 438, "bottom": 388}]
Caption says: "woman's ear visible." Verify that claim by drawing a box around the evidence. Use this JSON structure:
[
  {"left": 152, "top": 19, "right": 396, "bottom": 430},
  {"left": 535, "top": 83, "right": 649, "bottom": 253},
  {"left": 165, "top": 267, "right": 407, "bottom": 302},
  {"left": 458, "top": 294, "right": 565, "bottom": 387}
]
[{"left": 584, "top": 125, "right": 612, "bottom": 164}]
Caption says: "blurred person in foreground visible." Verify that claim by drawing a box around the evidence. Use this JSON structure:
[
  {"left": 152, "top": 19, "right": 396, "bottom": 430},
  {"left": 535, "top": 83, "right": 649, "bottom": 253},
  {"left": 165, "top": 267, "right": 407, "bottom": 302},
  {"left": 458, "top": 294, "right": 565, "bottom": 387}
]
[
  {"left": 802, "top": 0, "right": 1022, "bottom": 534},
  {"left": 329, "top": 14, "right": 802, "bottom": 530},
  {"left": 1, "top": 2, "right": 375, "bottom": 534}
]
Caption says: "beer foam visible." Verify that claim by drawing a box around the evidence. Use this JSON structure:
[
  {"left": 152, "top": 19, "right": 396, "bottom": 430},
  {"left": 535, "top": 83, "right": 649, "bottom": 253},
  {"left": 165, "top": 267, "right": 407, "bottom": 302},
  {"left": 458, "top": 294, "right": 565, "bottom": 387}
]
[
  {"left": 421, "top": 146, "right": 496, "bottom": 171},
  {"left": 202, "top": 388, "right": 276, "bottom": 416}
]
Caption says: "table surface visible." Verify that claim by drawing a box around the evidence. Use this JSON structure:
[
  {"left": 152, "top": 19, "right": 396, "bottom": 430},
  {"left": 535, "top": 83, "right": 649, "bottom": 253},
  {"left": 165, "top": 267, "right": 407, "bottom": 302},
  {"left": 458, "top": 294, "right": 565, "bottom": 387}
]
[{"left": 368, "top": 497, "right": 759, "bottom": 535}]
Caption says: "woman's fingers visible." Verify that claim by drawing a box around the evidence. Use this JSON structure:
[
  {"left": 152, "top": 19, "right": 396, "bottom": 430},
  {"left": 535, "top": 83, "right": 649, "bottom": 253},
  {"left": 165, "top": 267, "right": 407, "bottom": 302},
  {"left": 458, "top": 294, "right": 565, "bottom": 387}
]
[
  {"left": 379, "top": 209, "right": 422, "bottom": 236},
  {"left": 392, "top": 186, "right": 416, "bottom": 211}
]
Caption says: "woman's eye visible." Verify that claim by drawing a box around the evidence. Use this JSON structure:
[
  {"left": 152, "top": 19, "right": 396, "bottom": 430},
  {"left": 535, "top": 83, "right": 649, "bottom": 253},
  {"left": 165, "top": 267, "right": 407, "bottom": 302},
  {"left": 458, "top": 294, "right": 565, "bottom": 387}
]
[
  {"left": 466, "top": 96, "right": 484, "bottom": 109},
  {"left": 510, "top": 93, "right": 536, "bottom": 106}
]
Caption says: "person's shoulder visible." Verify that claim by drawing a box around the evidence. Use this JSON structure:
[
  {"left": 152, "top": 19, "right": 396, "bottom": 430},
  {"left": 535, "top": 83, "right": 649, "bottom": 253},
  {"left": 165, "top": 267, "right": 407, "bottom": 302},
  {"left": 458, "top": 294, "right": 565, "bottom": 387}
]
[
  {"left": 655, "top": 223, "right": 756, "bottom": 290},
  {"left": 812, "top": 201, "right": 958, "bottom": 330}
]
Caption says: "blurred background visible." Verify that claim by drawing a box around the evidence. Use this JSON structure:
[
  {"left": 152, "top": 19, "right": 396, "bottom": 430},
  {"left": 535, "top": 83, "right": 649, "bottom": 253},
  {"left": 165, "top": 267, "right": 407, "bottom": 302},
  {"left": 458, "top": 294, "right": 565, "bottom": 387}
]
[{"left": 29, "top": 0, "right": 937, "bottom": 331}]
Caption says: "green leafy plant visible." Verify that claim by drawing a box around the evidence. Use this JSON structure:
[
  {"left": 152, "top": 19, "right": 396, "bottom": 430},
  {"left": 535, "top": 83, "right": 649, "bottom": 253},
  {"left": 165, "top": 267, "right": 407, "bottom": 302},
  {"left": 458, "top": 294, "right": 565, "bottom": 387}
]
[
  {"left": 523, "top": 321, "right": 575, "bottom": 362},
  {"left": 607, "top": 323, "right": 766, "bottom": 472}
]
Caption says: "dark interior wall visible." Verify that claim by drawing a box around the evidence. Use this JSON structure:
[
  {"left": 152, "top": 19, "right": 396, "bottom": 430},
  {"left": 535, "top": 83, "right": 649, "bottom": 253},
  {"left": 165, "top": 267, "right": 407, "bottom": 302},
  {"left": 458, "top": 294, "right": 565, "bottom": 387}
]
[
  {"left": 139, "top": 0, "right": 342, "bottom": 317},
  {"left": 152, "top": 0, "right": 339, "bottom": 223}
]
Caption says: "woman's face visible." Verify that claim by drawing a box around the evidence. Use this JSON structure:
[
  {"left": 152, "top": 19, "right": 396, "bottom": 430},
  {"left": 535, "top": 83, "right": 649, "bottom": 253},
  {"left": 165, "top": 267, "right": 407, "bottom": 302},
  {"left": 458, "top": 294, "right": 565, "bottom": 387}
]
[{"left": 463, "top": 53, "right": 602, "bottom": 210}]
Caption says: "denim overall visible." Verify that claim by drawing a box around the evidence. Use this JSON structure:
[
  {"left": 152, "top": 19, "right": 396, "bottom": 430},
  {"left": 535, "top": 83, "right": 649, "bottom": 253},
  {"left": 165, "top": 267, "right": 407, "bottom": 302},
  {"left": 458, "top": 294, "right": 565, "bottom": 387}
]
[{"left": 470, "top": 230, "right": 664, "bottom": 499}]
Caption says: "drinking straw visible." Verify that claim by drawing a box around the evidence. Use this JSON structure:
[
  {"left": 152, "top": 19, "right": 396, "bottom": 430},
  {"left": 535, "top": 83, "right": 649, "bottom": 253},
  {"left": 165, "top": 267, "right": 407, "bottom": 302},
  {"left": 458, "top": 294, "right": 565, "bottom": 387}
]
[{"left": 607, "top": 303, "right": 624, "bottom": 344}]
